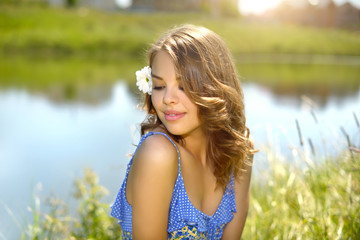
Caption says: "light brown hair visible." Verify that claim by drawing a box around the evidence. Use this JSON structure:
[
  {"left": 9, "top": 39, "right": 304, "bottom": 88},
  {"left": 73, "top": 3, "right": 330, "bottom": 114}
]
[{"left": 141, "top": 24, "right": 253, "bottom": 188}]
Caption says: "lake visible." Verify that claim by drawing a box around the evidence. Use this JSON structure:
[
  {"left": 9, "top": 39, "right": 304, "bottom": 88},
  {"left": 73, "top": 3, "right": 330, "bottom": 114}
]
[{"left": 0, "top": 61, "right": 359, "bottom": 239}]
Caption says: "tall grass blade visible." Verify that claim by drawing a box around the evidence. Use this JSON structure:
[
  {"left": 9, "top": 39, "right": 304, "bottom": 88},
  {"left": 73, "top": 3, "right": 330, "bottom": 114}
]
[
  {"left": 296, "top": 119, "right": 304, "bottom": 146},
  {"left": 353, "top": 111, "right": 360, "bottom": 129},
  {"left": 310, "top": 109, "right": 318, "bottom": 124},
  {"left": 0, "top": 200, "right": 22, "bottom": 233},
  {"left": 308, "top": 138, "right": 316, "bottom": 156},
  {"left": 340, "top": 126, "right": 354, "bottom": 159},
  {"left": 349, "top": 146, "right": 360, "bottom": 153},
  {"left": 301, "top": 95, "right": 318, "bottom": 109}
]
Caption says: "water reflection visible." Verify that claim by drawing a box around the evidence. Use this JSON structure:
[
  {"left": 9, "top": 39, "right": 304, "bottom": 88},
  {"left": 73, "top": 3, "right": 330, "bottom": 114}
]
[
  {"left": 1, "top": 57, "right": 360, "bottom": 107},
  {"left": 237, "top": 63, "right": 360, "bottom": 106},
  {"left": 244, "top": 83, "right": 359, "bottom": 157}
]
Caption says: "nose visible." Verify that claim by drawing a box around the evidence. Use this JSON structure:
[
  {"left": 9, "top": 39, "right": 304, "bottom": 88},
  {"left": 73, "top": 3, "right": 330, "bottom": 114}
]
[{"left": 163, "top": 87, "right": 178, "bottom": 105}]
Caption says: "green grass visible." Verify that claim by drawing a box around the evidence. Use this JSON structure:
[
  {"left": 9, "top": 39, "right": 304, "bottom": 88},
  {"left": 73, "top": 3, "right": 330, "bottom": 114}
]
[
  {"left": 22, "top": 169, "right": 122, "bottom": 240},
  {"left": 244, "top": 149, "right": 360, "bottom": 239},
  {"left": 19, "top": 150, "right": 360, "bottom": 239},
  {"left": 1, "top": 5, "right": 360, "bottom": 58}
]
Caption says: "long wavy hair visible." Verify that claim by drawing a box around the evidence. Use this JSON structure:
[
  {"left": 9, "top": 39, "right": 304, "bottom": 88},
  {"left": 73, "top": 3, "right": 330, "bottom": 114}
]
[{"left": 140, "top": 24, "right": 253, "bottom": 188}]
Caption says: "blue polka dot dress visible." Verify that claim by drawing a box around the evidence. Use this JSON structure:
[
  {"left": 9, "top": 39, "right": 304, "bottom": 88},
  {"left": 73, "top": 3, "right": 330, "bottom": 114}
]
[{"left": 111, "top": 132, "right": 237, "bottom": 239}]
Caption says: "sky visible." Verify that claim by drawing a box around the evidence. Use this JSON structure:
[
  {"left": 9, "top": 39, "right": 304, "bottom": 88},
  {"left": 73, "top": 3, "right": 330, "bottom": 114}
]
[{"left": 115, "top": 0, "right": 360, "bottom": 15}]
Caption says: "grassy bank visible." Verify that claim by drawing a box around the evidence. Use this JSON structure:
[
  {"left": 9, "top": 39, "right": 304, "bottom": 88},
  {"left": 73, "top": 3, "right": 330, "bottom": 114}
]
[
  {"left": 19, "top": 150, "right": 360, "bottom": 239},
  {"left": 1, "top": 6, "right": 360, "bottom": 58}
]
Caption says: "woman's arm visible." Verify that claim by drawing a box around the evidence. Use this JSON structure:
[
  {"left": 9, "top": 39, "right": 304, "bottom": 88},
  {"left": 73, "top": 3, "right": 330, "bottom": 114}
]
[
  {"left": 221, "top": 162, "right": 252, "bottom": 239},
  {"left": 222, "top": 140, "right": 254, "bottom": 239},
  {"left": 126, "top": 134, "right": 179, "bottom": 239}
]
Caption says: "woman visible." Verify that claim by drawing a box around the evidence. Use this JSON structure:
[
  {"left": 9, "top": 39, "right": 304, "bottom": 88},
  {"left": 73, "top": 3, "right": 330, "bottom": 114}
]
[{"left": 111, "top": 24, "right": 255, "bottom": 239}]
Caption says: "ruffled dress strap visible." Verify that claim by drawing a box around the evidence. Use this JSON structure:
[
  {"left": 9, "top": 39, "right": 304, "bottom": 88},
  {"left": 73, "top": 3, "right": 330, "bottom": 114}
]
[{"left": 110, "top": 131, "right": 181, "bottom": 235}]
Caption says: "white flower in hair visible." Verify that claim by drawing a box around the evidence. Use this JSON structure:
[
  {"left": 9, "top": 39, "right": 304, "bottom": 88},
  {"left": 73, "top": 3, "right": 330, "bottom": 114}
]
[{"left": 136, "top": 66, "right": 152, "bottom": 95}]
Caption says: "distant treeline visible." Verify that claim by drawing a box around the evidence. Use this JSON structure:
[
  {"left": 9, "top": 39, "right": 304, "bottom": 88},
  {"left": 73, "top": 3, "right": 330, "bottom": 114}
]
[
  {"left": 257, "top": 0, "right": 360, "bottom": 30},
  {"left": 0, "top": 0, "right": 241, "bottom": 17},
  {"left": 0, "top": 0, "right": 74, "bottom": 7}
]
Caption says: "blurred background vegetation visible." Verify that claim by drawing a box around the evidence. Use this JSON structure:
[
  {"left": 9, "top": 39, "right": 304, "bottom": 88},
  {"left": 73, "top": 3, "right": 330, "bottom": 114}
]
[
  {"left": 1, "top": 0, "right": 359, "bottom": 239},
  {"left": 1, "top": 0, "right": 360, "bottom": 102}
]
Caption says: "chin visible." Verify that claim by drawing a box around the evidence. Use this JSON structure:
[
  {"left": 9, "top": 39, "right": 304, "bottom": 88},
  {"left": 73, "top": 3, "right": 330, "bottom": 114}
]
[
  {"left": 166, "top": 125, "right": 201, "bottom": 138},
  {"left": 165, "top": 126, "right": 185, "bottom": 136}
]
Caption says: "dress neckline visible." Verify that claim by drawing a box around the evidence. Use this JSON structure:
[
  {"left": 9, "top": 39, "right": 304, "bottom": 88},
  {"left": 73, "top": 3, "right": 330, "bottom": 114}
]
[
  {"left": 147, "top": 131, "right": 234, "bottom": 219},
  {"left": 182, "top": 176, "right": 227, "bottom": 218}
]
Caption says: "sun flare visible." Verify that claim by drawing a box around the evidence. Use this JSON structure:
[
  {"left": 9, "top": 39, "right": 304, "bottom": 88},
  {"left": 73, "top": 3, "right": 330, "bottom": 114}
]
[{"left": 238, "top": 0, "right": 283, "bottom": 15}]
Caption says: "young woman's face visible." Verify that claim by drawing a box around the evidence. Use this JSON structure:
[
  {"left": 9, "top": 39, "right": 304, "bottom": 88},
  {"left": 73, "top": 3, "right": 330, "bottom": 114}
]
[{"left": 151, "top": 51, "right": 202, "bottom": 137}]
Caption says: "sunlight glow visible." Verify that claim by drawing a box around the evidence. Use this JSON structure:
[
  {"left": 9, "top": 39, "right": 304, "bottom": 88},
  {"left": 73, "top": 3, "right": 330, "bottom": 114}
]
[
  {"left": 308, "top": 0, "right": 320, "bottom": 5},
  {"left": 238, "top": 0, "right": 283, "bottom": 15},
  {"left": 116, "top": 0, "right": 131, "bottom": 8}
]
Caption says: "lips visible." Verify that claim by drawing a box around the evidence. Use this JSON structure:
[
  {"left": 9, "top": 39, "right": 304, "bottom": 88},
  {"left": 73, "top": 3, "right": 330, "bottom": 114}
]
[{"left": 164, "top": 110, "right": 185, "bottom": 121}]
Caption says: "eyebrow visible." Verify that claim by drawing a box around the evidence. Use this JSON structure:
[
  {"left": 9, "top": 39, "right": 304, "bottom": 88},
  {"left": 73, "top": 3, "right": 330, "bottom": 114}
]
[
  {"left": 151, "top": 73, "right": 163, "bottom": 80},
  {"left": 151, "top": 73, "right": 182, "bottom": 81}
]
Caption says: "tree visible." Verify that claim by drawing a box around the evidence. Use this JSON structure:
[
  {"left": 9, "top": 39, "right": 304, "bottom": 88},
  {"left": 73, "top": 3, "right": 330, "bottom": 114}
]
[{"left": 66, "top": 0, "right": 77, "bottom": 8}]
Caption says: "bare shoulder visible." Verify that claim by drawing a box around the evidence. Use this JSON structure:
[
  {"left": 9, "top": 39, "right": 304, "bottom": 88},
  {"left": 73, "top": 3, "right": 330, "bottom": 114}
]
[
  {"left": 130, "top": 133, "right": 179, "bottom": 183},
  {"left": 135, "top": 133, "right": 178, "bottom": 165},
  {"left": 126, "top": 133, "right": 179, "bottom": 206}
]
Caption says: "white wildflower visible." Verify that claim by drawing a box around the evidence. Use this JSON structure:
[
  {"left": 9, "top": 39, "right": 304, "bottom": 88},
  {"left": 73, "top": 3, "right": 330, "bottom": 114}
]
[{"left": 136, "top": 66, "right": 152, "bottom": 95}]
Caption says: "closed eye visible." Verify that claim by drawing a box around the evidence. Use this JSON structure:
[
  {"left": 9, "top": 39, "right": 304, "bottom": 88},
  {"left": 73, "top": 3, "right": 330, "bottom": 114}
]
[{"left": 153, "top": 86, "right": 165, "bottom": 90}]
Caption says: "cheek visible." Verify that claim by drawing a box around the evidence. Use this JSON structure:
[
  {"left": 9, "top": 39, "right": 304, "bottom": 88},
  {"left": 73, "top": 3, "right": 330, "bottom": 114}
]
[
  {"left": 151, "top": 94, "right": 162, "bottom": 111},
  {"left": 182, "top": 97, "right": 200, "bottom": 119},
  {"left": 181, "top": 94, "right": 196, "bottom": 111}
]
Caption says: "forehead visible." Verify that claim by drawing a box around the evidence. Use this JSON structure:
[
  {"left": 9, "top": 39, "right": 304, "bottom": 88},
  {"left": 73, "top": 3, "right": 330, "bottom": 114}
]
[{"left": 151, "top": 51, "right": 177, "bottom": 78}]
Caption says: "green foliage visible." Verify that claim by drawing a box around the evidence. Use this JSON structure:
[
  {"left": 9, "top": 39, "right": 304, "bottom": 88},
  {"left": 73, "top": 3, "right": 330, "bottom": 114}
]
[
  {"left": 22, "top": 192, "right": 73, "bottom": 239},
  {"left": 66, "top": 0, "right": 77, "bottom": 8},
  {"left": 22, "top": 169, "right": 121, "bottom": 240},
  {"left": 21, "top": 152, "right": 360, "bottom": 239},
  {"left": 243, "top": 150, "right": 360, "bottom": 239},
  {"left": 0, "top": 0, "right": 47, "bottom": 5},
  {"left": 71, "top": 169, "right": 121, "bottom": 239}
]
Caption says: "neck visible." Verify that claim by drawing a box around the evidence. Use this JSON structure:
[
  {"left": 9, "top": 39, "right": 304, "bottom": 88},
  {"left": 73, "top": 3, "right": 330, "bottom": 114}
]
[{"left": 182, "top": 128, "right": 208, "bottom": 167}]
